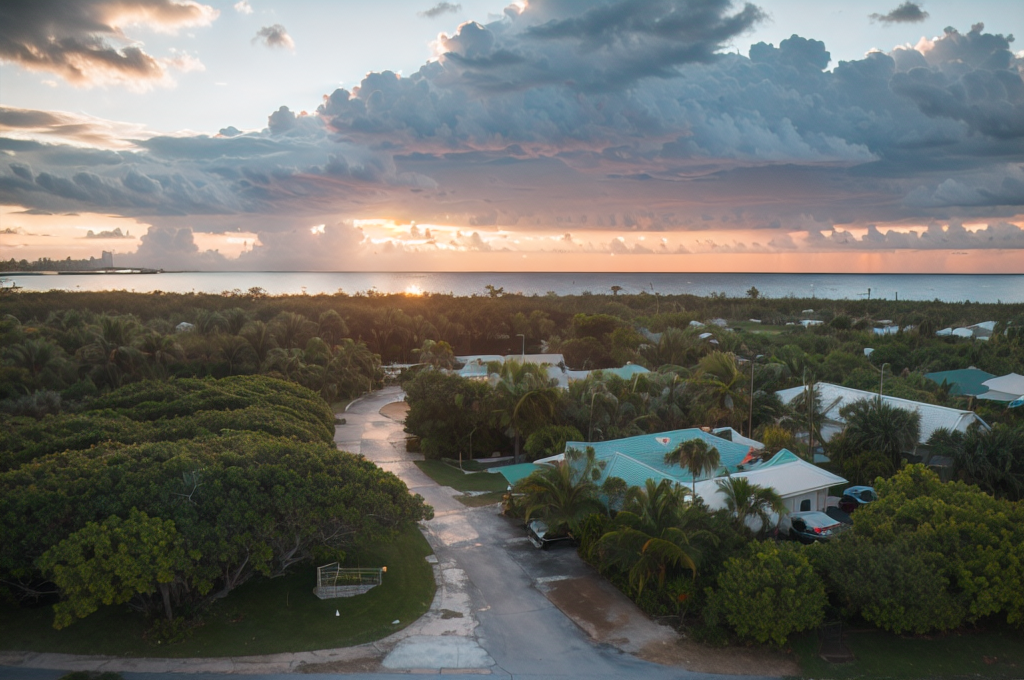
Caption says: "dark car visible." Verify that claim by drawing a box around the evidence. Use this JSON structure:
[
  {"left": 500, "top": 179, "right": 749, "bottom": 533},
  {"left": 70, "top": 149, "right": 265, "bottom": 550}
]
[
  {"left": 778, "top": 511, "right": 848, "bottom": 544},
  {"left": 526, "top": 519, "right": 574, "bottom": 550},
  {"left": 838, "top": 485, "right": 878, "bottom": 514}
]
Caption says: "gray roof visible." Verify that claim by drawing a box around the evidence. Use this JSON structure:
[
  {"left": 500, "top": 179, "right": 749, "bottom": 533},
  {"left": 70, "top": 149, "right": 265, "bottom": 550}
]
[{"left": 776, "top": 382, "right": 989, "bottom": 444}]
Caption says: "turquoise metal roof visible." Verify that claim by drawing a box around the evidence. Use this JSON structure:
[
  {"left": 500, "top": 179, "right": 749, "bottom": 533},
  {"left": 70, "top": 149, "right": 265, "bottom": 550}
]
[
  {"left": 592, "top": 364, "right": 651, "bottom": 380},
  {"left": 565, "top": 428, "right": 756, "bottom": 487},
  {"left": 603, "top": 452, "right": 678, "bottom": 489},
  {"left": 925, "top": 368, "right": 996, "bottom": 397},
  {"left": 498, "top": 463, "right": 543, "bottom": 486},
  {"left": 757, "top": 449, "right": 801, "bottom": 468}
]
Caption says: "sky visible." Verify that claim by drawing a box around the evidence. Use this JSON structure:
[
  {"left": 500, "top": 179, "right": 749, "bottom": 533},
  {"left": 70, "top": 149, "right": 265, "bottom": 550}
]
[{"left": 1, "top": 0, "right": 1022, "bottom": 273}]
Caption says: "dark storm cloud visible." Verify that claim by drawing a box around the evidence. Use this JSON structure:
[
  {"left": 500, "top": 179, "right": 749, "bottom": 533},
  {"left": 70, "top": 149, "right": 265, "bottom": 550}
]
[
  {"left": 419, "top": 2, "right": 461, "bottom": 19},
  {"left": 434, "top": 0, "right": 766, "bottom": 92},
  {"left": 0, "top": 0, "right": 217, "bottom": 87},
  {"left": 870, "top": 2, "right": 929, "bottom": 25},
  {"left": 2, "top": 1, "right": 1023, "bottom": 259},
  {"left": 253, "top": 24, "right": 295, "bottom": 50}
]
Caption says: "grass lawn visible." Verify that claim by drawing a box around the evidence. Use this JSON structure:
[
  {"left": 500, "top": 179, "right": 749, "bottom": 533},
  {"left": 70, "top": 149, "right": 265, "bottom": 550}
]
[
  {"left": 792, "top": 623, "right": 1024, "bottom": 679},
  {"left": 456, "top": 491, "right": 507, "bottom": 507},
  {"left": 414, "top": 460, "right": 508, "bottom": 493},
  {"left": 0, "top": 525, "right": 435, "bottom": 658}
]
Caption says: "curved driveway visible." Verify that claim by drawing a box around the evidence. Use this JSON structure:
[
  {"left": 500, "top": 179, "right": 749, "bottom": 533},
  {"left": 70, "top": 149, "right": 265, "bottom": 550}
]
[
  {"left": 338, "top": 387, "right": 768, "bottom": 680},
  {"left": 0, "top": 387, "right": 777, "bottom": 680}
]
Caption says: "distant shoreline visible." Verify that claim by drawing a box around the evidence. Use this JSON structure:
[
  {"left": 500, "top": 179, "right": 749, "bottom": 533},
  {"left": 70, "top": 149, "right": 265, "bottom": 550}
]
[
  {"left": 0, "top": 269, "right": 162, "bottom": 276},
  {"left": 4, "top": 271, "right": 1023, "bottom": 303}
]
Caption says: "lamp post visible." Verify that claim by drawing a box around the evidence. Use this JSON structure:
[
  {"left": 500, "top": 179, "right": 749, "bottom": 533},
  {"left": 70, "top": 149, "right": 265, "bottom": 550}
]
[
  {"left": 462, "top": 426, "right": 477, "bottom": 471},
  {"left": 747, "top": 354, "right": 764, "bottom": 438},
  {"left": 516, "top": 333, "right": 525, "bottom": 361},
  {"left": 865, "top": 348, "right": 889, "bottom": 402},
  {"left": 878, "top": 362, "right": 890, "bottom": 402}
]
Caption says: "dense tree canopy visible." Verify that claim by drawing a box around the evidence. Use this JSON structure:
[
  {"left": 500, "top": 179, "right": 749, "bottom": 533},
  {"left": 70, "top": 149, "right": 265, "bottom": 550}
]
[{"left": 0, "top": 376, "right": 430, "bottom": 629}]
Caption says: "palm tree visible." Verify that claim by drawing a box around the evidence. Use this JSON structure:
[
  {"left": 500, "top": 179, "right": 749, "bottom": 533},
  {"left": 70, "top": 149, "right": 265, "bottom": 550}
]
[
  {"left": 597, "top": 479, "right": 707, "bottom": 595},
  {"left": 223, "top": 308, "right": 250, "bottom": 336},
  {"left": 492, "top": 360, "right": 560, "bottom": 463},
  {"left": 5, "top": 338, "right": 60, "bottom": 384},
  {"left": 137, "top": 333, "right": 183, "bottom": 378},
  {"left": 271, "top": 311, "right": 315, "bottom": 350},
  {"left": 840, "top": 398, "right": 922, "bottom": 470},
  {"left": 692, "top": 351, "right": 747, "bottom": 429},
  {"left": 518, "top": 448, "right": 606, "bottom": 536},
  {"left": 929, "top": 424, "right": 1024, "bottom": 501},
  {"left": 640, "top": 327, "right": 703, "bottom": 369},
  {"left": 413, "top": 339, "right": 456, "bottom": 369},
  {"left": 218, "top": 335, "right": 256, "bottom": 375},
  {"left": 715, "top": 476, "right": 786, "bottom": 535},
  {"left": 241, "top": 320, "right": 276, "bottom": 368},
  {"left": 664, "top": 438, "right": 721, "bottom": 497},
  {"left": 316, "top": 309, "right": 349, "bottom": 347},
  {"left": 194, "top": 309, "right": 227, "bottom": 336}
]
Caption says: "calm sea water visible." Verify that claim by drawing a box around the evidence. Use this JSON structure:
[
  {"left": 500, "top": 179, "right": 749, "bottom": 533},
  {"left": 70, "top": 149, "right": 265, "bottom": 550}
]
[{"left": 5, "top": 271, "right": 1024, "bottom": 303}]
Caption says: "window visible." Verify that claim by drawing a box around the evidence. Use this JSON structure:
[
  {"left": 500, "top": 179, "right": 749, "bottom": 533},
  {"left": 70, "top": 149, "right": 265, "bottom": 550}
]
[{"left": 800, "top": 499, "right": 811, "bottom": 512}]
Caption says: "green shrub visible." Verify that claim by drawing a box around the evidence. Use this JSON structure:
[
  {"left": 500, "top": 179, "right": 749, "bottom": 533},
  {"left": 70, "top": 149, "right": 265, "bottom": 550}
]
[
  {"left": 809, "top": 535, "right": 967, "bottom": 634},
  {"left": 704, "top": 541, "right": 826, "bottom": 646}
]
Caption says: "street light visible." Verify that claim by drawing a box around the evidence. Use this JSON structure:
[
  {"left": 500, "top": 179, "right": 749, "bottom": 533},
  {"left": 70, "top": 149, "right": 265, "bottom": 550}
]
[
  {"left": 864, "top": 348, "right": 889, "bottom": 402},
  {"left": 516, "top": 333, "right": 525, "bottom": 361},
  {"left": 745, "top": 352, "right": 761, "bottom": 438}
]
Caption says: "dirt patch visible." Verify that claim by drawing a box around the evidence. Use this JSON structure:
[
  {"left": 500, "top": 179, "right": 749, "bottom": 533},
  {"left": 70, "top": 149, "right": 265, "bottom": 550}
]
[
  {"left": 379, "top": 401, "right": 409, "bottom": 422},
  {"left": 545, "top": 577, "right": 631, "bottom": 640},
  {"left": 637, "top": 637, "right": 801, "bottom": 676},
  {"left": 545, "top": 575, "right": 799, "bottom": 676},
  {"left": 296, "top": 655, "right": 382, "bottom": 673}
]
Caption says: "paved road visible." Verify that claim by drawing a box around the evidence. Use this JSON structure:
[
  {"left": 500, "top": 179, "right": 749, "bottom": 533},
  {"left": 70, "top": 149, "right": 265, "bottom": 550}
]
[
  {"left": 0, "top": 387, "right": 773, "bottom": 680},
  {"left": 337, "top": 387, "right": 765, "bottom": 680}
]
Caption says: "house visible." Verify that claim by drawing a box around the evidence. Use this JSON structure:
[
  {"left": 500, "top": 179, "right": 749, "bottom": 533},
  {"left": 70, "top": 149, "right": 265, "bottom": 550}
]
[
  {"left": 457, "top": 353, "right": 649, "bottom": 389},
  {"left": 694, "top": 450, "right": 846, "bottom": 517},
  {"left": 936, "top": 321, "right": 996, "bottom": 340},
  {"left": 538, "top": 429, "right": 845, "bottom": 529},
  {"left": 977, "top": 373, "right": 1024, "bottom": 403},
  {"left": 925, "top": 368, "right": 996, "bottom": 397},
  {"left": 775, "top": 382, "right": 990, "bottom": 463},
  {"left": 539, "top": 428, "right": 758, "bottom": 478}
]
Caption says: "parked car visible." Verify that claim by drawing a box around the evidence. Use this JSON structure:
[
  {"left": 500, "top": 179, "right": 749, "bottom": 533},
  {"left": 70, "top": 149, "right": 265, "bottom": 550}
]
[
  {"left": 526, "top": 519, "right": 574, "bottom": 550},
  {"left": 778, "top": 511, "right": 848, "bottom": 544},
  {"left": 838, "top": 485, "right": 878, "bottom": 514}
]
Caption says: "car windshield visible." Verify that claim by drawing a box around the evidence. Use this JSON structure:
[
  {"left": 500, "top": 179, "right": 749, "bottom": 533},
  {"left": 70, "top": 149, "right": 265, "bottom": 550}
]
[{"left": 800, "top": 512, "right": 839, "bottom": 529}]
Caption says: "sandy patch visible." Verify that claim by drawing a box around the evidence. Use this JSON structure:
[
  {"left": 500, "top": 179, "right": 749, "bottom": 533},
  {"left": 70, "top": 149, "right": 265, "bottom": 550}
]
[
  {"left": 544, "top": 575, "right": 800, "bottom": 676},
  {"left": 380, "top": 401, "right": 409, "bottom": 422}
]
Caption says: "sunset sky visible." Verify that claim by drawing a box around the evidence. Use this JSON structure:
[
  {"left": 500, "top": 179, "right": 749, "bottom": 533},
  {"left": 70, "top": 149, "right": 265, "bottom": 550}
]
[{"left": 1, "top": 0, "right": 1022, "bottom": 272}]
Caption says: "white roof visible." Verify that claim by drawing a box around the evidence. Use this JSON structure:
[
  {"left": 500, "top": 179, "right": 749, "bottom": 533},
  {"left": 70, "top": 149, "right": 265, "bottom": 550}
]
[
  {"left": 711, "top": 427, "right": 764, "bottom": 450},
  {"left": 694, "top": 456, "right": 846, "bottom": 509},
  {"left": 952, "top": 328, "right": 974, "bottom": 338},
  {"left": 978, "top": 373, "right": 1024, "bottom": 402},
  {"left": 776, "top": 382, "right": 989, "bottom": 444},
  {"left": 969, "top": 321, "right": 997, "bottom": 332}
]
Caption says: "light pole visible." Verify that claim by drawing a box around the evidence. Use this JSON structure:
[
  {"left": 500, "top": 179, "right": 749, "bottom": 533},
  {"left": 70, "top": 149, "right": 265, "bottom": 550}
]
[
  {"left": 462, "top": 426, "right": 477, "bottom": 471},
  {"left": 878, "top": 362, "right": 890, "bottom": 402},
  {"left": 746, "top": 354, "right": 764, "bottom": 438},
  {"left": 516, "top": 333, "right": 525, "bottom": 361},
  {"left": 865, "top": 348, "right": 889, "bottom": 402}
]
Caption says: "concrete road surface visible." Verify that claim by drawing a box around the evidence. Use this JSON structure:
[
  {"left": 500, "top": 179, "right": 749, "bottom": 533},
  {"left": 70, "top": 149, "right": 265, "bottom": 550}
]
[{"left": 0, "top": 387, "right": 777, "bottom": 680}]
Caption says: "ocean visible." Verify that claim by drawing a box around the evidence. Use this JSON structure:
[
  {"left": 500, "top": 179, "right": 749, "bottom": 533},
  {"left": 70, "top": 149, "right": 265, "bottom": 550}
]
[{"left": 5, "top": 271, "right": 1024, "bottom": 304}]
